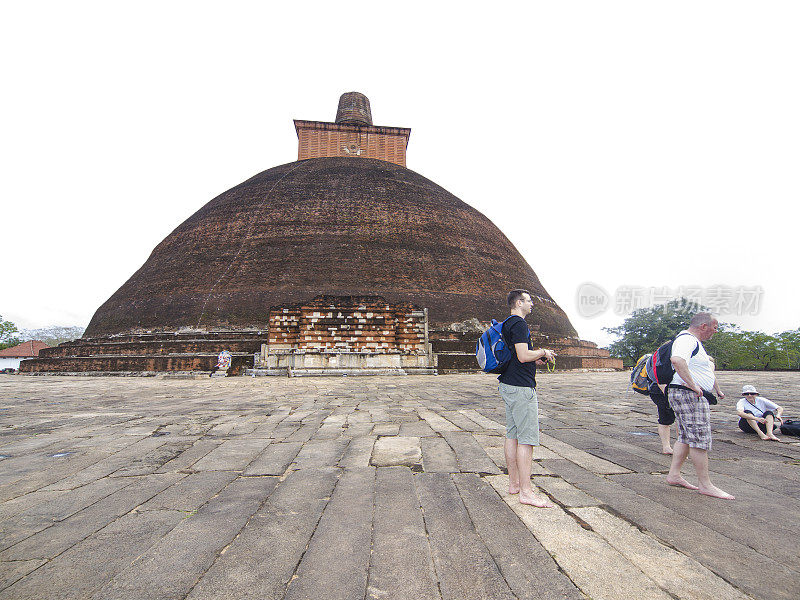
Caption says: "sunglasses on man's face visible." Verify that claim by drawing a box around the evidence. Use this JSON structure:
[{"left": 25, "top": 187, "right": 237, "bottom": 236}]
[{"left": 744, "top": 393, "right": 756, "bottom": 396}]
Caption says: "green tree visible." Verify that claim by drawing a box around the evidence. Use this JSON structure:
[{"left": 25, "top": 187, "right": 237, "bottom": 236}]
[
  {"left": 605, "top": 303, "right": 800, "bottom": 370},
  {"left": 0, "top": 315, "right": 19, "bottom": 350},
  {"left": 704, "top": 328, "right": 750, "bottom": 369},
  {"left": 603, "top": 299, "right": 706, "bottom": 367},
  {"left": 775, "top": 329, "right": 800, "bottom": 370}
]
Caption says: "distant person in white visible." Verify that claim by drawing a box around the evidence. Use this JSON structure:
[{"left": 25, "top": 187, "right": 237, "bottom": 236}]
[
  {"left": 665, "top": 313, "right": 734, "bottom": 500},
  {"left": 736, "top": 385, "right": 783, "bottom": 441}
]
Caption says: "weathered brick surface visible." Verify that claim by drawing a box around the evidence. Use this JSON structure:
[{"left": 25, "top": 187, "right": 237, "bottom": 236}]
[
  {"left": 295, "top": 120, "right": 409, "bottom": 166},
  {"left": 39, "top": 339, "right": 264, "bottom": 358},
  {"left": 85, "top": 158, "right": 577, "bottom": 338},
  {"left": 20, "top": 354, "right": 253, "bottom": 373},
  {"left": 266, "top": 296, "right": 427, "bottom": 355}
]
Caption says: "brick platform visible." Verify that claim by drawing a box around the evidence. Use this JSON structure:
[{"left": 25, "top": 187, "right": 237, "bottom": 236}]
[
  {"left": 253, "top": 296, "right": 435, "bottom": 376},
  {"left": 19, "top": 331, "right": 263, "bottom": 375},
  {"left": 432, "top": 331, "right": 623, "bottom": 372}
]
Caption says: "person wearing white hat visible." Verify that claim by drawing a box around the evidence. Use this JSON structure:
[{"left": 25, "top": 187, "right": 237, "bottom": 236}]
[{"left": 736, "top": 385, "right": 783, "bottom": 441}]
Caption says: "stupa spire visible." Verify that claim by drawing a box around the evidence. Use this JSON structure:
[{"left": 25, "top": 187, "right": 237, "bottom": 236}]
[
  {"left": 294, "top": 92, "right": 410, "bottom": 166},
  {"left": 335, "top": 92, "right": 373, "bottom": 126}
]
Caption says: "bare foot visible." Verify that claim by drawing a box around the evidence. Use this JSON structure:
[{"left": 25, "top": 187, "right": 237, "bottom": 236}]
[
  {"left": 519, "top": 492, "right": 553, "bottom": 508},
  {"left": 698, "top": 485, "right": 735, "bottom": 500},
  {"left": 508, "top": 485, "right": 520, "bottom": 495},
  {"left": 662, "top": 448, "right": 673, "bottom": 455},
  {"left": 665, "top": 475, "right": 699, "bottom": 490},
  {"left": 768, "top": 435, "right": 781, "bottom": 441},
  {"left": 757, "top": 433, "right": 769, "bottom": 440}
]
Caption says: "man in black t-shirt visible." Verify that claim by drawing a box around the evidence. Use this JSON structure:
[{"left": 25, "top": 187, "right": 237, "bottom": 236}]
[{"left": 499, "top": 289, "right": 555, "bottom": 508}]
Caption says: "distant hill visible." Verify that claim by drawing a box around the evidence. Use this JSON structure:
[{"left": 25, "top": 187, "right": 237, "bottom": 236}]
[{"left": 18, "top": 326, "right": 85, "bottom": 347}]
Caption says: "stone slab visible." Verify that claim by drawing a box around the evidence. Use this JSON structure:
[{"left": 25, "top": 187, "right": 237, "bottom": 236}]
[
  {"left": 155, "top": 439, "right": 221, "bottom": 473},
  {"left": 542, "top": 458, "right": 800, "bottom": 600},
  {"left": 371, "top": 423, "right": 401, "bottom": 436},
  {"left": 367, "top": 467, "right": 439, "bottom": 600},
  {"left": 421, "top": 436, "right": 459, "bottom": 473},
  {"left": 414, "top": 472, "right": 515, "bottom": 599},
  {"left": 417, "top": 408, "right": 460, "bottom": 432},
  {"left": 0, "top": 559, "right": 46, "bottom": 595},
  {"left": 243, "top": 441, "right": 302, "bottom": 476},
  {"left": 139, "top": 470, "right": 238, "bottom": 512},
  {"left": 486, "top": 475, "right": 673, "bottom": 600},
  {"left": 371, "top": 436, "right": 421, "bottom": 467},
  {"left": 190, "top": 438, "right": 271, "bottom": 471},
  {"left": 398, "top": 419, "right": 437, "bottom": 437},
  {"left": 440, "top": 410, "right": 483, "bottom": 432},
  {"left": 283, "top": 468, "right": 375, "bottom": 600},
  {"left": 540, "top": 433, "right": 632, "bottom": 474},
  {"left": 338, "top": 436, "right": 376, "bottom": 470},
  {"left": 40, "top": 436, "right": 172, "bottom": 491},
  {"left": 573, "top": 506, "right": 752, "bottom": 600},
  {"left": 458, "top": 409, "right": 505, "bottom": 431},
  {"left": 2, "top": 371, "right": 800, "bottom": 600},
  {"left": 92, "top": 476, "right": 277, "bottom": 600},
  {"left": 453, "top": 473, "right": 583, "bottom": 599},
  {"left": 441, "top": 431, "right": 500, "bottom": 474},
  {"left": 610, "top": 471, "right": 800, "bottom": 568},
  {"left": 292, "top": 439, "right": 349, "bottom": 469},
  {"left": 1, "top": 474, "right": 181, "bottom": 561},
  {"left": 532, "top": 475, "right": 600, "bottom": 507},
  {"left": 1, "top": 510, "right": 184, "bottom": 600},
  {"left": 185, "top": 468, "right": 339, "bottom": 600}
]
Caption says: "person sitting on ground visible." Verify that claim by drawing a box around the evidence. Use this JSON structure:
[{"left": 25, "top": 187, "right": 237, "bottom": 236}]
[
  {"left": 209, "top": 350, "right": 232, "bottom": 377},
  {"left": 736, "top": 385, "right": 783, "bottom": 441}
]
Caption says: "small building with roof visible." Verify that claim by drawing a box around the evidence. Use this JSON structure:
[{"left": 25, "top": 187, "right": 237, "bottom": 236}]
[{"left": 0, "top": 340, "right": 50, "bottom": 371}]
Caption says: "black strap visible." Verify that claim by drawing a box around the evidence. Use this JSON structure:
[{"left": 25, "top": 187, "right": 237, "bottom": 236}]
[
  {"left": 668, "top": 384, "right": 694, "bottom": 391},
  {"left": 674, "top": 331, "right": 700, "bottom": 358},
  {"left": 501, "top": 316, "right": 525, "bottom": 349},
  {"left": 745, "top": 399, "right": 762, "bottom": 414}
]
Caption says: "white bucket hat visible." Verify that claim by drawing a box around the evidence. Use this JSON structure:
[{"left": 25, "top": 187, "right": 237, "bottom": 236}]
[{"left": 741, "top": 384, "right": 759, "bottom": 395}]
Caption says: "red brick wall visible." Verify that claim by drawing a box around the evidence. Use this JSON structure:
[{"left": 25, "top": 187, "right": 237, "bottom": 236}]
[
  {"left": 295, "top": 121, "right": 409, "bottom": 166},
  {"left": 268, "top": 296, "right": 426, "bottom": 354}
]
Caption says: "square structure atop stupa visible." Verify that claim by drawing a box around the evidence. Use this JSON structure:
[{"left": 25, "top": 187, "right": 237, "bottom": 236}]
[{"left": 294, "top": 92, "right": 411, "bottom": 166}]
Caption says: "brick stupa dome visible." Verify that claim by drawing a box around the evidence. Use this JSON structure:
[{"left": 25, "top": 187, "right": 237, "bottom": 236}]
[{"left": 85, "top": 156, "right": 577, "bottom": 337}]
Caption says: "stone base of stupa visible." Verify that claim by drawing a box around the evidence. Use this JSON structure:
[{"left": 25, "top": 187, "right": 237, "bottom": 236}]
[
  {"left": 431, "top": 330, "right": 623, "bottom": 373},
  {"left": 19, "top": 331, "right": 262, "bottom": 376}
]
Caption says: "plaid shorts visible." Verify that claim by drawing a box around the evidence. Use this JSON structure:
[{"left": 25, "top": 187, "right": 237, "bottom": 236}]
[{"left": 668, "top": 387, "right": 712, "bottom": 450}]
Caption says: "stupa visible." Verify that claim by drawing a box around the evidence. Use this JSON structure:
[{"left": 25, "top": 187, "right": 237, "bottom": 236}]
[{"left": 22, "top": 93, "right": 621, "bottom": 374}]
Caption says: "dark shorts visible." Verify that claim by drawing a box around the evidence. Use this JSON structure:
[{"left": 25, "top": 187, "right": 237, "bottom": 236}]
[
  {"left": 738, "top": 410, "right": 776, "bottom": 434},
  {"left": 649, "top": 390, "right": 675, "bottom": 425}
]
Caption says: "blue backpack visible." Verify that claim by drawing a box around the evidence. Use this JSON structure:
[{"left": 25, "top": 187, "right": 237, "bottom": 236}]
[{"left": 476, "top": 318, "right": 513, "bottom": 373}]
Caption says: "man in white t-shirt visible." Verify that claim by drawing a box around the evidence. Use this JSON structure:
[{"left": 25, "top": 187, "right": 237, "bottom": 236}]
[
  {"left": 736, "top": 384, "right": 783, "bottom": 441},
  {"left": 665, "top": 312, "right": 734, "bottom": 500}
]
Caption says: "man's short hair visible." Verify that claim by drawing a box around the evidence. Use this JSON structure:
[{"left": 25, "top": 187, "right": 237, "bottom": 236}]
[
  {"left": 690, "top": 312, "right": 717, "bottom": 327},
  {"left": 507, "top": 289, "right": 531, "bottom": 307}
]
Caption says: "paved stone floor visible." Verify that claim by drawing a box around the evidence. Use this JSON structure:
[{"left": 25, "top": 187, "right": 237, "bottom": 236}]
[{"left": 1, "top": 371, "right": 799, "bottom": 600}]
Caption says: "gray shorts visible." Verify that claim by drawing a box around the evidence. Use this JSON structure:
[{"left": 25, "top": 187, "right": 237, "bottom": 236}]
[
  {"left": 499, "top": 383, "right": 540, "bottom": 446},
  {"left": 668, "top": 387, "right": 712, "bottom": 450}
]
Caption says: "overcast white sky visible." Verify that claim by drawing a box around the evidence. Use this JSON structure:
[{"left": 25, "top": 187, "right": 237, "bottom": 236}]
[{"left": 2, "top": 1, "right": 799, "bottom": 345}]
